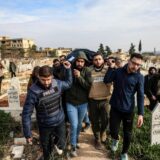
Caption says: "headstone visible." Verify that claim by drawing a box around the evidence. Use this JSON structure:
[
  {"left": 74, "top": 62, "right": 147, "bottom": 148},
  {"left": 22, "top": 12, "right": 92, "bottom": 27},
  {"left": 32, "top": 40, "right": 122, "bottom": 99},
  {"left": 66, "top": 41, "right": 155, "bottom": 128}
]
[
  {"left": 10, "top": 77, "right": 21, "bottom": 94},
  {"left": 7, "top": 86, "right": 20, "bottom": 108},
  {"left": 151, "top": 103, "right": 160, "bottom": 145},
  {"left": 11, "top": 145, "right": 24, "bottom": 159}
]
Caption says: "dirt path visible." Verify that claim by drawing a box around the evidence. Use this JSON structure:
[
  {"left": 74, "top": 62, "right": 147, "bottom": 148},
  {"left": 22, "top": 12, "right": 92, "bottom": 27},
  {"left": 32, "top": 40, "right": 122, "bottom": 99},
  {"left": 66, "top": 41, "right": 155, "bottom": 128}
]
[{"left": 72, "top": 128, "right": 111, "bottom": 160}]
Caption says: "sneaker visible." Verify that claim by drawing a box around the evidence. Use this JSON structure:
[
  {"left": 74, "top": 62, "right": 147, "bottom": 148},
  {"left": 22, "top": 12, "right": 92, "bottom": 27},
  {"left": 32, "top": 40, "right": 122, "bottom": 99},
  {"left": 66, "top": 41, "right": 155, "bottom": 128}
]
[
  {"left": 70, "top": 146, "right": 78, "bottom": 157},
  {"left": 54, "top": 145, "right": 63, "bottom": 155},
  {"left": 111, "top": 139, "right": 119, "bottom": 152},
  {"left": 120, "top": 153, "right": 128, "bottom": 160},
  {"left": 94, "top": 140, "right": 103, "bottom": 150},
  {"left": 81, "top": 123, "right": 90, "bottom": 132},
  {"left": 76, "top": 143, "right": 81, "bottom": 149}
]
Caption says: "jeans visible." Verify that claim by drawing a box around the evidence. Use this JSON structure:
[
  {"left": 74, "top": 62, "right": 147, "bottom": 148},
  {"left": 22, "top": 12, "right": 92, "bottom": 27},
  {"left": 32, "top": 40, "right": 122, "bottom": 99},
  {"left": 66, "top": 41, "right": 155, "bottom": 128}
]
[
  {"left": 66, "top": 103, "right": 88, "bottom": 147},
  {"left": 110, "top": 107, "right": 134, "bottom": 154},
  {"left": 39, "top": 120, "right": 66, "bottom": 160}
]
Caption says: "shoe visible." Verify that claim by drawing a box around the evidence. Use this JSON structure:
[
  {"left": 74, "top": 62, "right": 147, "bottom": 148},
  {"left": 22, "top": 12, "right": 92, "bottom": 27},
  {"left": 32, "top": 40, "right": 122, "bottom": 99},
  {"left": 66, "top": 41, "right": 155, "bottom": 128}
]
[
  {"left": 76, "top": 139, "right": 81, "bottom": 149},
  {"left": 76, "top": 143, "right": 81, "bottom": 149},
  {"left": 100, "top": 131, "right": 107, "bottom": 143},
  {"left": 94, "top": 140, "right": 102, "bottom": 150},
  {"left": 84, "top": 123, "right": 90, "bottom": 132},
  {"left": 70, "top": 146, "right": 78, "bottom": 157},
  {"left": 54, "top": 145, "right": 63, "bottom": 155},
  {"left": 120, "top": 153, "right": 128, "bottom": 160},
  {"left": 111, "top": 139, "right": 119, "bottom": 152},
  {"left": 81, "top": 123, "right": 90, "bottom": 132}
]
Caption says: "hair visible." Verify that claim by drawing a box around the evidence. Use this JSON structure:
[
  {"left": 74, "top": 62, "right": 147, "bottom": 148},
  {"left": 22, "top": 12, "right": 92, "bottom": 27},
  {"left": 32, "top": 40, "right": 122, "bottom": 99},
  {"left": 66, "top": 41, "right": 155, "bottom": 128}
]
[
  {"left": 53, "top": 59, "right": 60, "bottom": 63},
  {"left": 130, "top": 53, "right": 143, "bottom": 60},
  {"left": 39, "top": 65, "right": 52, "bottom": 77},
  {"left": 59, "top": 55, "right": 66, "bottom": 59},
  {"left": 148, "top": 66, "right": 157, "bottom": 73},
  {"left": 93, "top": 52, "right": 104, "bottom": 59},
  {"left": 32, "top": 66, "right": 40, "bottom": 77}
]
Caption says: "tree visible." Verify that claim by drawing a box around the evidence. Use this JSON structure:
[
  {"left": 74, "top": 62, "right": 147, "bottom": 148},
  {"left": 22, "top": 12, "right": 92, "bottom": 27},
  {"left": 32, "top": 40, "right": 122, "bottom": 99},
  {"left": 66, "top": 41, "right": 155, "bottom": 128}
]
[
  {"left": 0, "top": 44, "right": 6, "bottom": 58},
  {"left": 49, "top": 50, "right": 57, "bottom": 57},
  {"left": 31, "top": 44, "right": 37, "bottom": 52},
  {"left": 98, "top": 43, "right": 105, "bottom": 56},
  {"left": 138, "top": 40, "right": 142, "bottom": 53},
  {"left": 105, "top": 45, "right": 112, "bottom": 56},
  {"left": 19, "top": 48, "right": 25, "bottom": 57},
  {"left": 129, "top": 43, "right": 135, "bottom": 55}
]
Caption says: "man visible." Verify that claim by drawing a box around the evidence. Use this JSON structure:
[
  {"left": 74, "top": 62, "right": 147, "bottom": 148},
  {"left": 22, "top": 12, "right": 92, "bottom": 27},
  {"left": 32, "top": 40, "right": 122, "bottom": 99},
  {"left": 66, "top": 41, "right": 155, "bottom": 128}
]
[
  {"left": 144, "top": 67, "right": 157, "bottom": 110},
  {"left": 0, "top": 61, "right": 5, "bottom": 95},
  {"left": 89, "top": 53, "right": 112, "bottom": 149},
  {"left": 104, "top": 53, "right": 144, "bottom": 160},
  {"left": 65, "top": 51, "right": 92, "bottom": 157},
  {"left": 9, "top": 60, "right": 17, "bottom": 78},
  {"left": 105, "top": 56, "right": 116, "bottom": 69},
  {"left": 147, "top": 68, "right": 160, "bottom": 111},
  {"left": 22, "top": 62, "right": 72, "bottom": 160},
  {"left": 52, "top": 59, "right": 61, "bottom": 79}
]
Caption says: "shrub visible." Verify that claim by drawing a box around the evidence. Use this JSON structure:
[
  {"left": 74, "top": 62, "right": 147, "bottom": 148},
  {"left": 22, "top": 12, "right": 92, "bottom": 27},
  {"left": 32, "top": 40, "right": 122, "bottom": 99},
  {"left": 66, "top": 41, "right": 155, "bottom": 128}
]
[
  {"left": 0, "top": 110, "right": 20, "bottom": 157},
  {"left": 129, "top": 108, "right": 160, "bottom": 160}
]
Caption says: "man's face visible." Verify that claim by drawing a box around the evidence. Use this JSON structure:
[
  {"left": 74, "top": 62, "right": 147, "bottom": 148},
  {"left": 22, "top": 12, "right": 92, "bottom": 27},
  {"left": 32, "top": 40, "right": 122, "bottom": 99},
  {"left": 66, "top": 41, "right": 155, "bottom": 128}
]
[
  {"left": 75, "top": 58, "right": 85, "bottom": 69},
  {"left": 150, "top": 69, "right": 156, "bottom": 75},
  {"left": 54, "top": 61, "right": 60, "bottom": 67},
  {"left": 60, "top": 57, "right": 65, "bottom": 64},
  {"left": 93, "top": 55, "right": 104, "bottom": 68},
  {"left": 107, "top": 58, "right": 116, "bottom": 68},
  {"left": 128, "top": 57, "right": 142, "bottom": 73},
  {"left": 39, "top": 76, "right": 52, "bottom": 88}
]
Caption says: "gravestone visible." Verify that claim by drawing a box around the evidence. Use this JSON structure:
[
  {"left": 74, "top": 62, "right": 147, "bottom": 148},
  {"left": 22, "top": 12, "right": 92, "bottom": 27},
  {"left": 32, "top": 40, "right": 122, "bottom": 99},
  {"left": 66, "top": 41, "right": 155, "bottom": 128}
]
[
  {"left": 151, "top": 103, "right": 160, "bottom": 145},
  {"left": 7, "top": 86, "right": 20, "bottom": 108},
  {"left": 10, "top": 77, "right": 21, "bottom": 94}
]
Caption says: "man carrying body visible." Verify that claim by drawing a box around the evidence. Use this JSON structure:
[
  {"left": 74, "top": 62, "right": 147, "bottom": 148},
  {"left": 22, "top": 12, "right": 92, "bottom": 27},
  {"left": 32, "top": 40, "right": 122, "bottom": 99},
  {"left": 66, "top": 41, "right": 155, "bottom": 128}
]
[{"left": 89, "top": 53, "right": 112, "bottom": 149}]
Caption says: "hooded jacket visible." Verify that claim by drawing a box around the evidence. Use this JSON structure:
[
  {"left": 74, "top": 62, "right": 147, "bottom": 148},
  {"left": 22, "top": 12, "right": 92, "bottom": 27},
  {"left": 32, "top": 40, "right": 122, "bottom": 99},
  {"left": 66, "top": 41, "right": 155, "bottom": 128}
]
[{"left": 65, "top": 51, "right": 92, "bottom": 105}]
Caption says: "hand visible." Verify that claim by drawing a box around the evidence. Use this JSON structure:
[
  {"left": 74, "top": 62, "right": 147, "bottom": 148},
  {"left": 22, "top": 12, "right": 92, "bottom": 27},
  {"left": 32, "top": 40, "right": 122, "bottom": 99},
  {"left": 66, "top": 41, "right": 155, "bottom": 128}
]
[
  {"left": 63, "top": 61, "right": 71, "bottom": 69},
  {"left": 73, "top": 69, "right": 80, "bottom": 78},
  {"left": 137, "top": 115, "right": 143, "bottom": 128},
  {"left": 27, "top": 137, "right": 33, "bottom": 145}
]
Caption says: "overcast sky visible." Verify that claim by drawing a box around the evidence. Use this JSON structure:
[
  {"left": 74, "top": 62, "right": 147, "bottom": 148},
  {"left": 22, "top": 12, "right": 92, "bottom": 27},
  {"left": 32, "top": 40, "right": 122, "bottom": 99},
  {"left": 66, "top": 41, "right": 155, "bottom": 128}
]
[{"left": 1, "top": 0, "right": 160, "bottom": 52}]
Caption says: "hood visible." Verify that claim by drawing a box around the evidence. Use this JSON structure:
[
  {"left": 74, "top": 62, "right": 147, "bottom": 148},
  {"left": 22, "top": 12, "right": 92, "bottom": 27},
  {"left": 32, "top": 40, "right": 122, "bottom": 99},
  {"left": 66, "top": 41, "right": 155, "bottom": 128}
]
[{"left": 75, "top": 51, "right": 89, "bottom": 62}]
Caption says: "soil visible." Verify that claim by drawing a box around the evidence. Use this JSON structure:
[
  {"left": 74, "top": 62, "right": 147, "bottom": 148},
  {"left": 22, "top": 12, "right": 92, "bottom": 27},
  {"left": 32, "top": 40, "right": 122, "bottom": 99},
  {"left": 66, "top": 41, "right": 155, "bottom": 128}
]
[{"left": 0, "top": 94, "right": 26, "bottom": 107}]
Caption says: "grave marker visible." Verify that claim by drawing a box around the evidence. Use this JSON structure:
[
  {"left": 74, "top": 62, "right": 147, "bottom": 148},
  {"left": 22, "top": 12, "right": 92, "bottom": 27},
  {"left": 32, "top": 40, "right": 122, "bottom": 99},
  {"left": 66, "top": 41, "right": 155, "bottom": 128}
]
[{"left": 151, "top": 103, "right": 160, "bottom": 145}]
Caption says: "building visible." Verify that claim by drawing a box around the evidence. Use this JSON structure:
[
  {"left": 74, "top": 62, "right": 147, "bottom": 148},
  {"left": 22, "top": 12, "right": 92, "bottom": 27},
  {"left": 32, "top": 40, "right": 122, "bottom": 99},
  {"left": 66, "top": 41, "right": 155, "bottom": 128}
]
[
  {"left": 0, "top": 36, "right": 35, "bottom": 57},
  {"left": 56, "top": 47, "right": 72, "bottom": 57}
]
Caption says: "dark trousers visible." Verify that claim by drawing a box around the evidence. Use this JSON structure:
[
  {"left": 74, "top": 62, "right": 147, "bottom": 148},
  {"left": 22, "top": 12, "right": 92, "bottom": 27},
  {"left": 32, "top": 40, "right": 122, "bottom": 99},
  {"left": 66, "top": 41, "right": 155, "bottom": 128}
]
[
  {"left": 110, "top": 108, "right": 134, "bottom": 154},
  {"left": 39, "top": 120, "right": 66, "bottom": 160},
  {"left": 11, "top": 72, "right": 16, "bottom": 78},
  {"left": 89, "top": 99, "right": 109, "bottom": 141}
]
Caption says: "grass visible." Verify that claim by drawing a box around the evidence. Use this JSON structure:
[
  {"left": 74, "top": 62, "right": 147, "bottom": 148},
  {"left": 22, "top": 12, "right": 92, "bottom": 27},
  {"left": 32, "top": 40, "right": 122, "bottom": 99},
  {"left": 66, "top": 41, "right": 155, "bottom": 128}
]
[{"left": 106, "top": 108, "right": 160, "bottom": 160}]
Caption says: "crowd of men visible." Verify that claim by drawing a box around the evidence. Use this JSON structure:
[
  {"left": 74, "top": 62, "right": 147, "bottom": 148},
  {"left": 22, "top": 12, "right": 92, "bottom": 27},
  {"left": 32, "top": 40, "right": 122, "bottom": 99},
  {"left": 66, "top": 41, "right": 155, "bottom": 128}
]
[{"left": 22, "top": 52, "right": 160, "bottom": 160}]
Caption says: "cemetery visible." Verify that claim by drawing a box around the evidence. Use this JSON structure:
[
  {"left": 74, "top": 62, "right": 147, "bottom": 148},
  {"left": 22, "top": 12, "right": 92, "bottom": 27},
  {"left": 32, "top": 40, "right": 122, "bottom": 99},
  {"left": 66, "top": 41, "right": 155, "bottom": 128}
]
[{"left": 0, "top": 55, "right": 160, "bottom": 160}]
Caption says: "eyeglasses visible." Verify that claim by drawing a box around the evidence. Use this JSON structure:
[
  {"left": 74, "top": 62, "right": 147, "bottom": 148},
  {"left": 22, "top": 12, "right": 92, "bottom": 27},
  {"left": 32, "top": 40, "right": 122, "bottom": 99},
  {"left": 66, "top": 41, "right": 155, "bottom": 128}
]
[{"left": 130, "top": 60, "right": 142, "bottom": 67}]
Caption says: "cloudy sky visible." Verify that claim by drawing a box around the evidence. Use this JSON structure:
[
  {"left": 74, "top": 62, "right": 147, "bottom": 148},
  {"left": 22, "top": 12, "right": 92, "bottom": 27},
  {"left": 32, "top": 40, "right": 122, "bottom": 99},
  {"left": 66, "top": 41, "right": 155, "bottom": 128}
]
[{"left": 1, "top": 0, "right": 160, "bottom": 52}]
